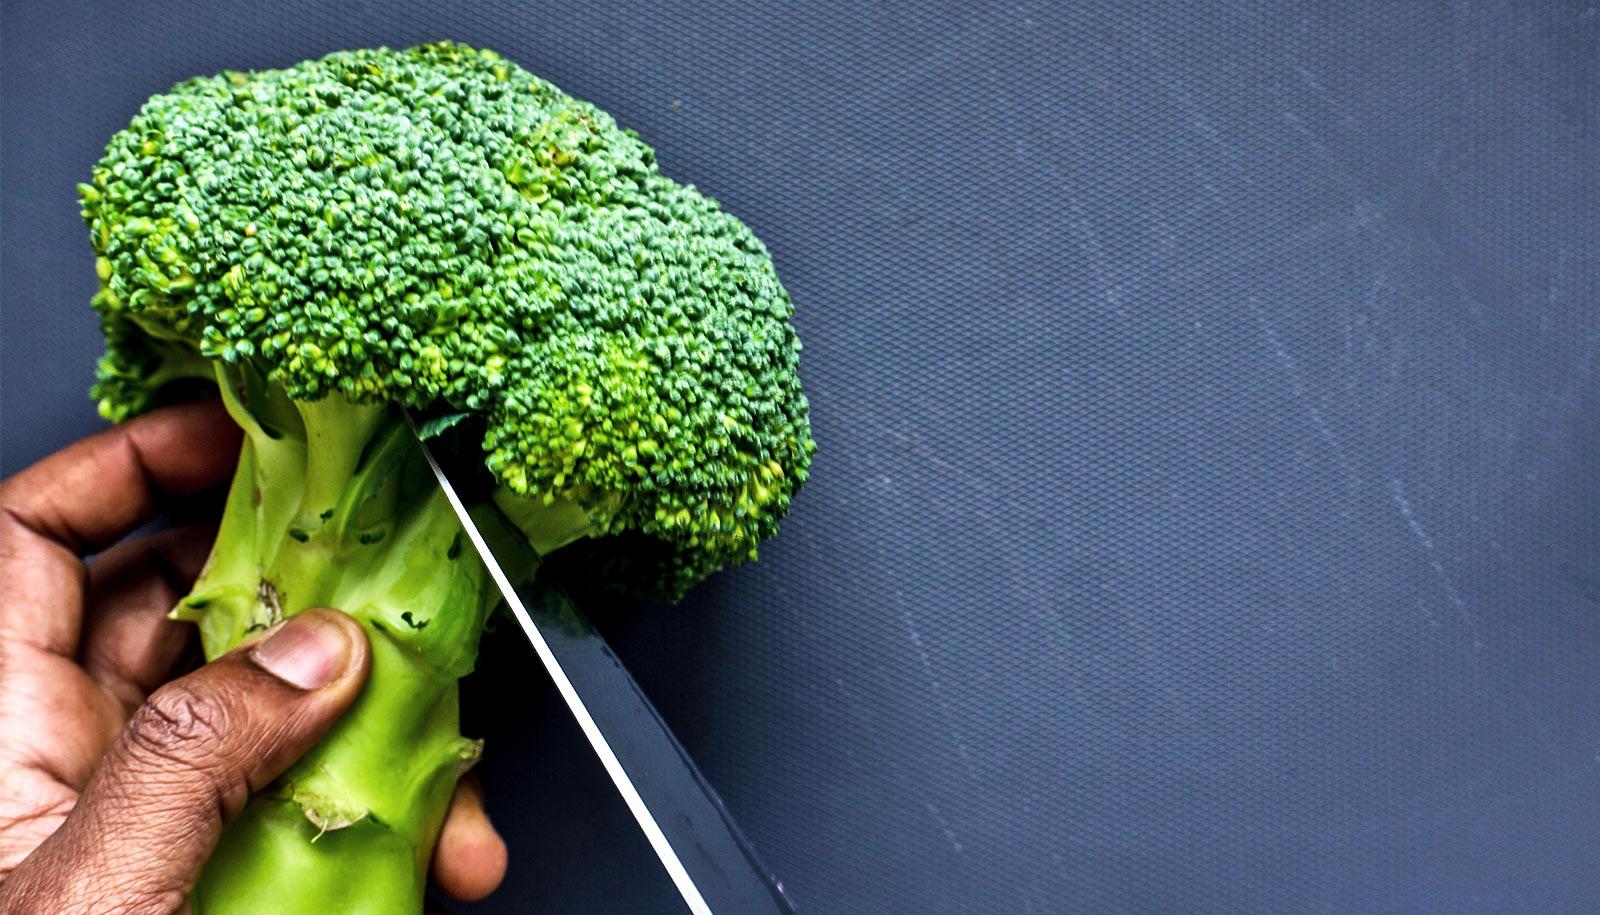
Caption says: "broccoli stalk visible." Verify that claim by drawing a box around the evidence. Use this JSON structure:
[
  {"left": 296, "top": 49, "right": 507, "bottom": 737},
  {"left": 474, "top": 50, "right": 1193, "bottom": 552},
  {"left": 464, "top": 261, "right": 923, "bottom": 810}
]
[
  {"left": 82, "top": 42, "right": 813, "bottom": 913},
  {"left": 183, "top": 365, "right": 598, "bottom": 912},
  {"left": 183, "top": 372, "right": 477, "bottom": 911}
]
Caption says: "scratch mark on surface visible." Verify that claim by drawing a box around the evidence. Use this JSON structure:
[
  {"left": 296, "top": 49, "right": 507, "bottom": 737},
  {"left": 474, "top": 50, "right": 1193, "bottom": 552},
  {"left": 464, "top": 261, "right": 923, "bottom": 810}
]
[
  {"left": 1158, "top": 76, "right": 1248, "bottom": 183},
  {"left": 899, "top": 592, "right": 981, "bottom": 783},
  {"left": 1248, "top": 299, "right": 1361, "bottom": 492},
  {"left": 888, "top": 428, "right": 957, "bottom": 473},
  {"left": 1067, "top": 200, "right": 1123, "bottom": 309},
  {"left": 922, "top": 800, "right": 966, "bottom": 855},
  {"left": 887, "top": 596, "right": 980, "bottom": 861},
  {"left": 1388, "top": 477, "right": 1479, "bottom": 648},
  {"left": 1296, "top": 66, "right": 1327, "bottom": 97}
]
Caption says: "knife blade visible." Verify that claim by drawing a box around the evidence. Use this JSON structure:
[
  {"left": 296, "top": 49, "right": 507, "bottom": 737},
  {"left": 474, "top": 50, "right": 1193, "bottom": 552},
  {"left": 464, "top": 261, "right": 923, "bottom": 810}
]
[{"left": 404, "top": 412, "right": 796, "bottom": 914}]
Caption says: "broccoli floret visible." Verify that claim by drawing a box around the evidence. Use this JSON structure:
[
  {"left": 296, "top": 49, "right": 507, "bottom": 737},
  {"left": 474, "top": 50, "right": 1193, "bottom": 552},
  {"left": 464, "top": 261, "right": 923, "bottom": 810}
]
[{"left": 81, "top": 42, "right": 811, "bottom": 914}]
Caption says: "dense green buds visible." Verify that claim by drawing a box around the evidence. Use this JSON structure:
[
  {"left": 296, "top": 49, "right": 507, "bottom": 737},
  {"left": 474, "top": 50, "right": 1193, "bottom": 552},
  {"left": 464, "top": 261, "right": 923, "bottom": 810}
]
[{"left": 84, "top": 41, "right": 812, "bottom": 598}]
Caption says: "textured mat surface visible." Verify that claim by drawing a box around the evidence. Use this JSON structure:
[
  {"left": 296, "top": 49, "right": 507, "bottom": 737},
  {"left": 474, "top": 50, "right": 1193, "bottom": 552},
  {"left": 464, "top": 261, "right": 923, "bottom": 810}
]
[{"left": 3, "top": 2, "right": 1598, "bottom": 912}]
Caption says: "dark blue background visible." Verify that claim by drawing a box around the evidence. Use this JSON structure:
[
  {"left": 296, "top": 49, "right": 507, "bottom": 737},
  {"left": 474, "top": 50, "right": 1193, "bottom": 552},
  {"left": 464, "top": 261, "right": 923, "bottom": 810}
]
[{"left": 4, "top": 2, "right": 1597, "bottom": 912}]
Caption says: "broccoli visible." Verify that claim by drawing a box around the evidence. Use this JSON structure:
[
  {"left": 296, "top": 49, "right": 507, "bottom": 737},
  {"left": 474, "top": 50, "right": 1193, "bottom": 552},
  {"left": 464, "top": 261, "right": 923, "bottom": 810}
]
[{"left": 79, "top": 42, "right": 812, "bottom": 914}]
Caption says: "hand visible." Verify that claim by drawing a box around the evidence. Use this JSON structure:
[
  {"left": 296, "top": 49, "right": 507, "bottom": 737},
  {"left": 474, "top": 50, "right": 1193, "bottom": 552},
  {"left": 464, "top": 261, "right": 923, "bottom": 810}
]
[{"left": 0, "top": 401, "right": 507, "bottom": 913}]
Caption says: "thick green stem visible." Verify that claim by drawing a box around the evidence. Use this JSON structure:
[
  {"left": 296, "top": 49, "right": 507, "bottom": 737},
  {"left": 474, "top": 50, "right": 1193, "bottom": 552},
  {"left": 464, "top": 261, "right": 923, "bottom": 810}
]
[{"left": 181, "top": 373, "right": 499, "bottom": 915}]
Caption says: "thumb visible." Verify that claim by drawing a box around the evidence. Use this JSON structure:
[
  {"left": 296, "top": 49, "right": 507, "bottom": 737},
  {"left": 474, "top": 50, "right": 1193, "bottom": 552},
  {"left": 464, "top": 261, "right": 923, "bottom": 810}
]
[{"left": 1, "top": 609, "right": 369, "bottom": 915}]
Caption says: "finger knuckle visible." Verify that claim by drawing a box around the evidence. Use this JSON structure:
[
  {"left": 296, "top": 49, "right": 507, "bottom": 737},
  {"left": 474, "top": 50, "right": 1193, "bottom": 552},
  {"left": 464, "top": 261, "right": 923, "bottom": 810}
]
[{"left": 126, "top": 683, "right": 229, "bottom": 765}]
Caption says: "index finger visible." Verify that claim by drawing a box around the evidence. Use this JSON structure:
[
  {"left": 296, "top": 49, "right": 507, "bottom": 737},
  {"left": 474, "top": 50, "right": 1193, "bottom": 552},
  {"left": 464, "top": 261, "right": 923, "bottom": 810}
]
[{"left": 0, "top": 399, "right": 240, "bottom": 655}]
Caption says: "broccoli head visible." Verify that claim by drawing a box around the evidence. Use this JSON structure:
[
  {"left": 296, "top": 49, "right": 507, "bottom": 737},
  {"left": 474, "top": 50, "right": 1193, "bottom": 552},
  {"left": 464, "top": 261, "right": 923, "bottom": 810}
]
[
  {"left": 86, "top": 39, "right": 811, "bottom": 594},
  {"left": 80, "top": 42, "right": 811, "bottom": 914}
]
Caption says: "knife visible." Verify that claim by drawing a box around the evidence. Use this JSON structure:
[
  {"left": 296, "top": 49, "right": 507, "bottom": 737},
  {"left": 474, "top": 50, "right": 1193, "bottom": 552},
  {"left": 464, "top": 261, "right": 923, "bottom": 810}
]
[{"left": 404, "top": 412, "right": 797, "bottom": 914}]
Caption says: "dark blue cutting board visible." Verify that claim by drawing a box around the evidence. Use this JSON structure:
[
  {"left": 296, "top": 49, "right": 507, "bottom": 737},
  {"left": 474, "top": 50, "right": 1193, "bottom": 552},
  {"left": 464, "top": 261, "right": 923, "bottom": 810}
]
[{"left": 3, "top": 2, "right": 1597, "bottom": 911}]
